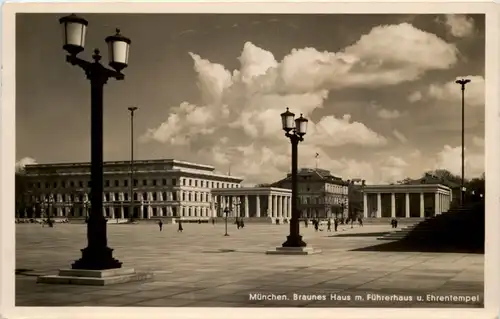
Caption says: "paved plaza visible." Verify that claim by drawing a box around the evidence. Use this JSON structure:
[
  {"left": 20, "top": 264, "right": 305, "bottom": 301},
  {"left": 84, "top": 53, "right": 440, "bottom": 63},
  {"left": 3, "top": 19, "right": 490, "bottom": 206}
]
[{"left": 15, "top": 223, "right": 484, "bottom": 307}]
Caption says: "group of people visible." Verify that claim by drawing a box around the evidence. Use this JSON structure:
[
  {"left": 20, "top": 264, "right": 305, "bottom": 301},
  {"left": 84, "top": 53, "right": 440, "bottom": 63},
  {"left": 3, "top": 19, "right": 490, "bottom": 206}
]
[
  {"left": 305, "top": 217, "right": 364, "bottom": 232},
  {"left": 157, "top": 217, "right": 247, "bottom": 232}
]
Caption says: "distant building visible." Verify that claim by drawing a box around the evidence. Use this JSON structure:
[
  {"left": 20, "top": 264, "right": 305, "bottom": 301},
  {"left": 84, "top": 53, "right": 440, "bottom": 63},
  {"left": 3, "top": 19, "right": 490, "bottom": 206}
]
[
  {"left": 346, "top": 178, "right": 366, "bottom": 218},
  {"left": 397, "top": 173, "right": 461, "bottom": 207},
  {"left": 19, "top": 159, "right": 243, "bottom": 220},
  {"left": 272, "top": 168, "right": 349, "bottom": 218}
]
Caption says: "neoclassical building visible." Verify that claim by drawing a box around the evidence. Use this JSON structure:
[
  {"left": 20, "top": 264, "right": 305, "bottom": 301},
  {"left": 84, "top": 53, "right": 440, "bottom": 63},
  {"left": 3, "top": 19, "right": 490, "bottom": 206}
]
[
  {"left": 362, "top": 184, "right": 452, "bottom": 218},
  {"left": 20, "top": 159, "right": 243, "bottom": 219},
  {"left": 272, "top": 168, "right": 349, "bottom": 218},
  {"left": 211, "top": 187, "right": 292, "bottom": 222}
]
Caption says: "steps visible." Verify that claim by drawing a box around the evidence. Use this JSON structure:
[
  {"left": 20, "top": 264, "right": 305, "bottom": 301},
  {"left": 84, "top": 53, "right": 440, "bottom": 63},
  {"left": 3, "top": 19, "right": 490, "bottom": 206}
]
[{"left": 376, "top": 202, "right": 484, "bottom": 251}]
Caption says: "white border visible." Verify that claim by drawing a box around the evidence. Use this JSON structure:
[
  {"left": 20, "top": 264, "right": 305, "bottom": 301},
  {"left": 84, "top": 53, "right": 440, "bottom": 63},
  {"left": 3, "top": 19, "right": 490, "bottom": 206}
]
[{"left": 1, "top": 2, "right": 498, "bottom": 319}]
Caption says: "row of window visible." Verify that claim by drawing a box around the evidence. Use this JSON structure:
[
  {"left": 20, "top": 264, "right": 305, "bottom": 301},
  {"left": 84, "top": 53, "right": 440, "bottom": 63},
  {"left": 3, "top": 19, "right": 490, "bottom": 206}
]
[
  {"left": 300, "top": 195, "right": 348, "bottom": 205},
  {"left": 28, "top": 178, "right": 240, "bottom": 190},
  {"left": 30, "top": 191, "right": 215, "bottom": 203},
  {"left": 41, "top": 205, "right": 211, "bottom": 218}
]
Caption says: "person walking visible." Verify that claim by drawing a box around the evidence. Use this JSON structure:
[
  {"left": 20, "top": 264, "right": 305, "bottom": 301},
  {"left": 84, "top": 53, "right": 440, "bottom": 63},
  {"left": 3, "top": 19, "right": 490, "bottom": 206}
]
[
  {"left": 158, "top": 219, "right": 163, "bottom": 232},
  {"left": 212, "top": 218, "right": 215, "bottom": 226},
  {"left": 327, "top": 219, "right": 332, "bottom": 232},
  {"left": 314, "top": 219, "right": 319, "bottom": 232},
  {"left": 177, "top": 220, "right": 183, "bottom": 232}
]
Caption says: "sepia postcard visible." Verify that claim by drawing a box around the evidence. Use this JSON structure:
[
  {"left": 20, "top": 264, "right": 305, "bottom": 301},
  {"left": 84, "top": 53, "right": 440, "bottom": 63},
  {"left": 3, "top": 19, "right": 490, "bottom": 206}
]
[{"left": 1, "top": 2, "right": 499, "bottom": 319}]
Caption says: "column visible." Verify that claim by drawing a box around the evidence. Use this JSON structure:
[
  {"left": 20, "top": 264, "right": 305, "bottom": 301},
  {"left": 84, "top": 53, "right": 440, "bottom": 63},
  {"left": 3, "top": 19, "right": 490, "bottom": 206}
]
[
  {"left": 283, "top": 196, "right": 288, "bottom": 219},
  {"left": 376, "top": 193, "right": 382, "bottom": 218},
  {"left": 278, "top": 196, "right": 283, "bottom": 218},
  {"left": 405, "top": 193, "right": 410, "bottom": 218},
  {"left": 272, "top": 195, "right": 278, "bottom": 218},
  {"left": 256, "top": 195, "right": 261, "bottom": 217},
  {"left": 390, "top": 193, "right": 396, "bottom": 218},
  {"left": 120, "top": 206, "right": 125, "bottom": 219},
  {"left": 110, "top": 207, "right": 115, "bottom": 219},
  {"left": 244, "top": 195, "right": 249, "bottom": 218},
  {"left": 420, "top": 193, "right": 425, "bottom": 218},
  {"left": 434, "top": 192, "right": 439, "bottom": 216},
  {"left": 288, "top": 196, "right": 292, "bottom": 218},
  {"left": 363, "top": 192, "right": 368, "bottom": 218},
  {"left": 267, "top": 195, "right": 272, "bottom": 217},
  {"left": 147, "top": 205, "right": 152, "bottom": 219}
]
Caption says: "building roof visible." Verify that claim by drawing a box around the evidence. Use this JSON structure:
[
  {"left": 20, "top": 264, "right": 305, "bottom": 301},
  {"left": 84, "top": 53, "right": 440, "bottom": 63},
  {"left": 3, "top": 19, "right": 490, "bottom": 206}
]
[
  {"left": 272, "top": 168, "right": 348, "bottom": 186},
  {"left": 400, "top": 174, "right": 461, "bottom": 188}
]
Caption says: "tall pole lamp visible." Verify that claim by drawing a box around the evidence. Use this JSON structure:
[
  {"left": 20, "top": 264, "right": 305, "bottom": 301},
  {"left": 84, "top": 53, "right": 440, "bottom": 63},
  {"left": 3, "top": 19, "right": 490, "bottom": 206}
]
[
  {"left": 455, "top": 78, "right": 471, "bottom": 206},
  {"left": 59, "top": 14, "right": 131, "bottom": 270},
  {"left": 224, "top": 207, "right": 230, "bottom": 236},
  {"left": 280, "top": 108, "right": 308, "bottom": 247},
  {"left": 128, "top": 106, "right": 138, "bottom": 221}
]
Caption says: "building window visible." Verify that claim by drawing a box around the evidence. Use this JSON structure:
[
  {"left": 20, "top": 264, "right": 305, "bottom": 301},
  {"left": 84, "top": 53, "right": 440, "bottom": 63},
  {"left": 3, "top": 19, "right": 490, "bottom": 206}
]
[
  {"left": 53, "top": 182, "right": 57, "bottom": 188},
  {"left": 152, "top": 207, "right": 157, "bottom": 217},
  {"left": 45, "top": 182, "right": 49, "bottom": 189},
  {"left": 173, "top": 192, "right": 177, "bottom": 201},
  {"left": 143, "top": 180, "right": 147, "bottom": 186},
  {"left": 68, "top": 181, "right": 74, "bottom": 187},
  {"left": 133, "top": 193, "right": 138, "bottom": 201},
  {"left": 61, "top": 181, "right": 66, "bottom": 188},
  {"left": 189, "top": 179, "right": 192, "bottom": 186},
  {"left": 115, "top": 180, "right": 119, "bottom": 187},
  {"left": 104, "top": 193, "right": 109, "bottom": 201},
  {"left": 189, "top": 193, "right": 192, "bottom": 201},
  {"left": 124, "top": 193, "right": 129, "bottom": 201},
  {"left": 162, "top": 179, "right": 167, "bottom": 186},
  {"left": 152, "top": 179, "right": 157, "bottom": 186},
  {"left": 105, "top": 208, "right": 109, "bottom": 217},
  {"left": 152, "top": 193, "right": 157, "bottom": 201},
  {"left": 162, "top": 192, "right": 167, "bottom": 201},
  {"left": 124, "top": 180, "right": 128, "bottom": 187},
  {"left": 172, "top": 206, "right": 177, "bottom": 217},
  {"left": 216, "top": 182, "right": 219, "bottom": 188},
  {"left": 172, "top": 179, "right": 177, "bottom": 186},
  {"left": 133, "top": 179, "right": 138, "bottom": 187},
  {"left": 201, "top": 181, "right": 204, "bottom": 188},
  {"left": 78, "top": 181, "right": 83, "bottom": 188},
  {"left": 87, "top": 181, "right": 91, "bottom": 187},
  {"left": 115, "top": 193, "right": 120, "bottom": 201},
  {"left": 182, "top": 193, "right": 185, "bottom": 201},
  {"left": 195, "top": 180, "right": 198, "bottom": 187},
  {"left": 143, "top": 193, "right": 148, "bottom": 201},
  {"left": 105, "top": 180, "right": 110, "bottom": 187}
]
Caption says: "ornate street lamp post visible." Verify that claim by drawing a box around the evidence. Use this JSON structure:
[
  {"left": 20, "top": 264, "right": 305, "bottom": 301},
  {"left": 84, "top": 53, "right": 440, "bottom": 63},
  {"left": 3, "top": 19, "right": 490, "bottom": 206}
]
[
  {"left": 128, "top": 106, "right": 138, "bottom": 222},
  {"left": 224, "top": 207, "right": 230, "bottom": 236},
  {"left": 59, "top": 14, "right": 131, "bottom": 270},
  {"left": 280, "top": 108, "right": 308, "bottom": 247}
]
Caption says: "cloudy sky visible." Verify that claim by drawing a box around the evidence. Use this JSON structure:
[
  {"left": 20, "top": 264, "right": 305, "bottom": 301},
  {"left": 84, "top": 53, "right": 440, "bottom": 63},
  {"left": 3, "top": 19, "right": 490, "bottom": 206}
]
[{"left": 16, "top": 13, "right": 485, "bottom": 185}]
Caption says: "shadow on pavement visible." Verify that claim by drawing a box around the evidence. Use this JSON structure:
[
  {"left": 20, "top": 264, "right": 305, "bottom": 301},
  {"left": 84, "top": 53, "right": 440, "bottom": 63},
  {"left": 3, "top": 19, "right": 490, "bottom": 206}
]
[
  {"left": 328, "top": 232, "right": 390, "bottom": 238},
  {"left": 351, "top": 239, "right": 484, "bottom": 254}
]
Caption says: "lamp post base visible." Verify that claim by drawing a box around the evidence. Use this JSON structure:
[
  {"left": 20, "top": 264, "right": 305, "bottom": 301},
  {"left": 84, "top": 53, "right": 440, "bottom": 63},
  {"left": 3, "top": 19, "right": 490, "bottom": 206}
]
[
  {"left": 282, "top": 235, "right": 307, "bottom": 248},
  {"left": 71, "top": 246, "right": 122, "bottom": 270}
]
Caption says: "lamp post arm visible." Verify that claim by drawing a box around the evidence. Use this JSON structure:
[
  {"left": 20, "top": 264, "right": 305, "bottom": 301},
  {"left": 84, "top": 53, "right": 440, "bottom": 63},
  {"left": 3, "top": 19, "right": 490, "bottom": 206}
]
[{"left": 65, "top": 55, "right": 125, "bottom": 81}]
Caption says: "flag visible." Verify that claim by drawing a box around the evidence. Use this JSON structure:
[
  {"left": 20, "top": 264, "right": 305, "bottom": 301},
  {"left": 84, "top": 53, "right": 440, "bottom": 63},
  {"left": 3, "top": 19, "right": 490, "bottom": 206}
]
[{"left": 315, "top": 153, "right": 319, "bottom": 158}]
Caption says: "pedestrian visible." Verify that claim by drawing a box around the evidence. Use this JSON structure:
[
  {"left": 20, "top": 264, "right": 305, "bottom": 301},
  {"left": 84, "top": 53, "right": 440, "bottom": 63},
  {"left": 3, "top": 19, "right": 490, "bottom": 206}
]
[
  {"left": 304, "top": 219, "right": 309, "bottom": 228},
  {"left": 351, "top": 218, "right": 354, "bottom": 229},
  {"left": 241, "top": 219, "right": 245, "bottom": 228},
  {"left": 391, "top": 218, "right": 395, "bottom": 228},
  {"left": 334, "top": 218, "right": 338, "bottom": 232},
  {"left": 358, "top": 217, "right": 363, "bottom": 227},
  {"left": 314, "top": 220, "right": 319, "bottom": 232},
  {"left": 236, "top": 218, "right": 241, "bottom": 229},
  {"left": 177, "top": 220, "right": 183, "bottom": 232},
  {"left": 212, "top": 218, "right": 215, "bottom": 226},
  {"left": 158, "top": 219, "right": 163, "bottom": 232},
  {"left": 394, "top": 219, "right": 398, "bottom": 229},
  {"left": 327, "top": 219, "right": 332, "bottom": 232}
]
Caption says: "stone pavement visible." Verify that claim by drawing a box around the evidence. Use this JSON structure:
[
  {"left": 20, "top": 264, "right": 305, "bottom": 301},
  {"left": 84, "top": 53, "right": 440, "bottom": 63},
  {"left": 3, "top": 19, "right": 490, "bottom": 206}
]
[{"left": 15, "top": 223, "right": 484, "bottom": 307}]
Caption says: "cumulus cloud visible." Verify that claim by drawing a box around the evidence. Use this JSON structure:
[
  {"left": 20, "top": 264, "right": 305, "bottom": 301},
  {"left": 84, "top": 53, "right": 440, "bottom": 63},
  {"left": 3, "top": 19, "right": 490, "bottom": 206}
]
[
  {"left": 427, "top": 75, "right": 484, "bottom": 107},
  {"left": 142, "top": 22, "right": 460, "bottom": 185},
  {"left": 434, "top": 145, "right": 484, "bottom": 178},
  {"left": 377, "top": 108, "right": 401, "bottom": 119},
  {"left": 15, "top": 157, "right": 37, "bottom": 172},
  {"left": 407, "top": 91, "right": 422, "bottom": 103},
  {"left": 441, "top": 14, "right": 475, "bottom": 38},
  {"left": 393, "top": 130, "right": 408, "bottom": 143}
]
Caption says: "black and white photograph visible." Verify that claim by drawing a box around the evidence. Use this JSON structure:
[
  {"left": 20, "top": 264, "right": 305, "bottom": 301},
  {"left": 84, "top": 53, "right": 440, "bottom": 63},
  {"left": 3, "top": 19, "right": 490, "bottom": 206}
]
[{"left": 2, "top": 3, "right": 497, "bottom": 316}]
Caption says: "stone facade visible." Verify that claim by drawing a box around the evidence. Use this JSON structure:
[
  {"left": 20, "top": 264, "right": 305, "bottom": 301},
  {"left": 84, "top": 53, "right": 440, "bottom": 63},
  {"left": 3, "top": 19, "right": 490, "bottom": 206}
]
[
  {"left": 20, "top": 159, "right": 243, "bottom": 220},
  {"left": 211, "top": 187, "right": 292, "bottom": 223},
  {"left": 362, "top": 184, "right": 452, "bottom": 218},
  {"left": 272, "top": 168, "right": 349, "bottom": 218}
]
